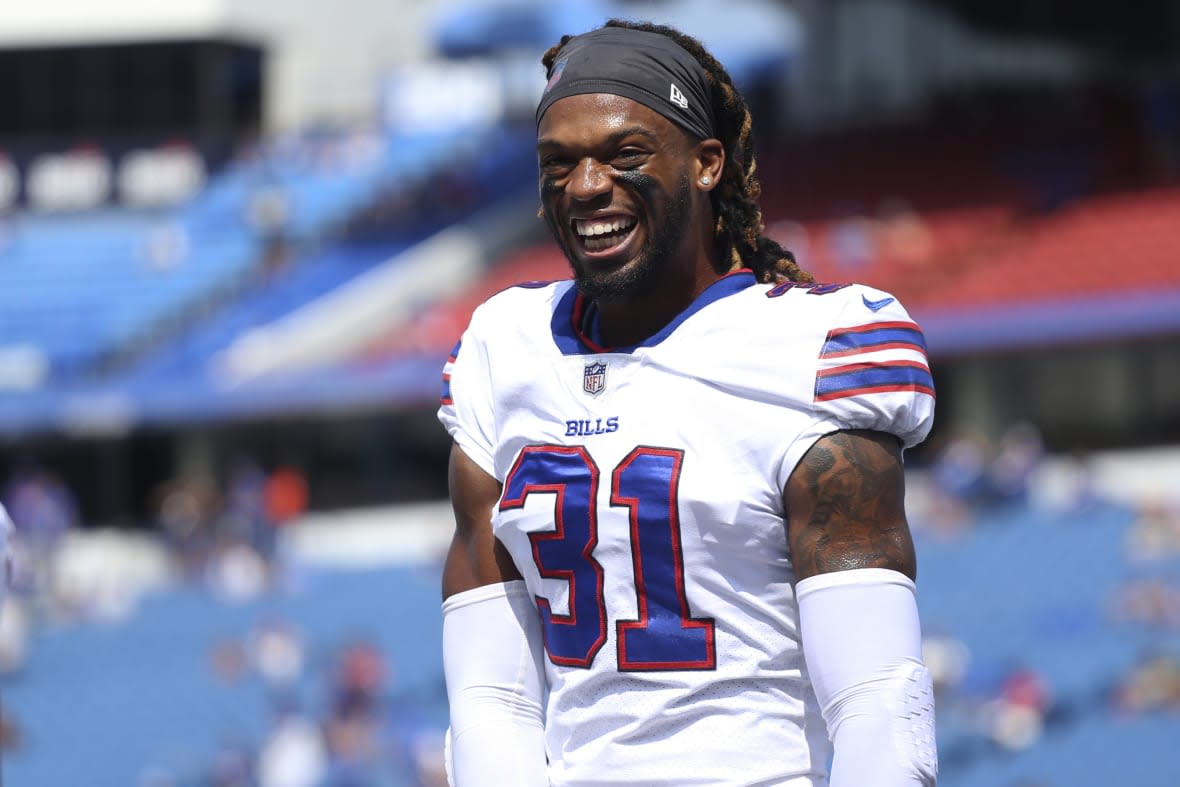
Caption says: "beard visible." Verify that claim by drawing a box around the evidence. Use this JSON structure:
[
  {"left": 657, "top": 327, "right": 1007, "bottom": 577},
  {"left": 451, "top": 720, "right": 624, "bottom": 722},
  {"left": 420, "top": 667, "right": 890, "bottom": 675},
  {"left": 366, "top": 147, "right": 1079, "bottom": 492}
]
[{"left": 555, "top": 172, "right": 694, "bottom": 304}]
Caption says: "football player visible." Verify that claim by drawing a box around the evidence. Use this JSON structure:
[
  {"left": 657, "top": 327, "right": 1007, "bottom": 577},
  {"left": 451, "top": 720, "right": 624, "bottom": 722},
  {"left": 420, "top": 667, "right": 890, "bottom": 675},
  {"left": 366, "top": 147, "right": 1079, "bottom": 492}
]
[{"left": 439, "top": 20, "right": 938, "bottom": 787}]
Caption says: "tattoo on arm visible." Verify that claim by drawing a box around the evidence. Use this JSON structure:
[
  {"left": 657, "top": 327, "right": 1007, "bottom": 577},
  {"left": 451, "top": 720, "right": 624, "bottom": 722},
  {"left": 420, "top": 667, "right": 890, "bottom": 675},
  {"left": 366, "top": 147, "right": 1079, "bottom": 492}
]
[{"left": 786, "top": 430, "right": 917, "bottom": 581}]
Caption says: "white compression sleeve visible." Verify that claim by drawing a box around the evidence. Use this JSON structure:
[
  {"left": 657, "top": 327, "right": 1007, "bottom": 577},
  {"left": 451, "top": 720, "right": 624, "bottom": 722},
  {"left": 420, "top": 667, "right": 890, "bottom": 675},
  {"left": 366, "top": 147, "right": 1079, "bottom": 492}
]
[
  {"left": 797, "top": 568, "right": 938, "bottom": 786},
  {"left": 442, "top": 580, "right": 548, "bottom": 787}
]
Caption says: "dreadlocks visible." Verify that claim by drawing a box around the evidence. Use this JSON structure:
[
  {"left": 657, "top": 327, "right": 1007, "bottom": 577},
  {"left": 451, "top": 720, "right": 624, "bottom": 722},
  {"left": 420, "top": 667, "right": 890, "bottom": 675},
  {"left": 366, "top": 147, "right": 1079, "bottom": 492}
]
[{"left": 541, "top": 19, "right": 814, "bottom": 285}]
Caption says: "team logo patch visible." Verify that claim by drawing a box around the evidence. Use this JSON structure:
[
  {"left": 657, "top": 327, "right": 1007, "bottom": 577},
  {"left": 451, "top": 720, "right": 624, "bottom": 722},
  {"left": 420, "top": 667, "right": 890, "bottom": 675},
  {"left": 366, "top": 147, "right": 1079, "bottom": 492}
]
[
  {"left": 545, "top": 58, "right": 568, "bottom": 94},
  {"left": 582, "top": 360, "right": 607, "bottom": 397},
  {"left": 669, "top": 83, "right": 689, "bottom": 109}
]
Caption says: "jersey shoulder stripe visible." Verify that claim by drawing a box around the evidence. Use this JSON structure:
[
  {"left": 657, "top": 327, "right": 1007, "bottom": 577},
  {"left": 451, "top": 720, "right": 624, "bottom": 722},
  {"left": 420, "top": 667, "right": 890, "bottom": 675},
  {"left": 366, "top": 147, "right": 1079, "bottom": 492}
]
[
  {"left": 439, "top": 338, "right": 462, "bottom": 406},
  {"left": 820, "top": 320, "right": 926, "bottom": 358},
  {"left": 814, "top": 304, "right": 934, "bottom": 402},
  {"left": 814, "top": 359, "right": 935, "bottom": 402}
]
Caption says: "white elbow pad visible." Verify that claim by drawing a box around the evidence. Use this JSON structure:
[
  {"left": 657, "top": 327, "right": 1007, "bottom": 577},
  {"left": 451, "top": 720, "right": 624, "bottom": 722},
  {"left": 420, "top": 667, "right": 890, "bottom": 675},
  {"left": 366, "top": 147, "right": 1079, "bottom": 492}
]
[
  {"left": 797, "top": 568, "right": 938, "bottom": 786},
  {"left": 442, "top": 581, "right": 548, "bottom": 787}
]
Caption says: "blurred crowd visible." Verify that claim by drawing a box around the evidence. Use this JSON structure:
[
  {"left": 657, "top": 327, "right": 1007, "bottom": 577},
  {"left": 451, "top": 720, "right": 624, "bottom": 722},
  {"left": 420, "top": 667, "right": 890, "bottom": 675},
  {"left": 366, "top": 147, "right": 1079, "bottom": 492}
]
[
  {"left": 0, "top": 458, "right": 310, "bottom": 627},
  {"left": 919, "top": 421, "right": 1049, "bottom": 536},
  {"left": 909, "top": 422, "right": 1180, "bottom": 777},
  {"left": 0, "top": 457, "right": 453, "bottom": 787},
  {"left": 155, "top": 458, "right": 309, "bottom": 601},
  {"left": 197, "top": 628, "right": 446, "bottom": 787}
]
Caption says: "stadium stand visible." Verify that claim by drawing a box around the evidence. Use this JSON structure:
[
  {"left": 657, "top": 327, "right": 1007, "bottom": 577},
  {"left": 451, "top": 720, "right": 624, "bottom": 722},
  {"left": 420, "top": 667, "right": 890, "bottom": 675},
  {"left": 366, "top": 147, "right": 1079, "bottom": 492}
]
[
  {"left": 0, "top": 210, "right": 259, "bottom": 380},
  {"left": 0, "top": 122, "right": 538, "bottom": 434},
  {"left": 0, "top": 124, "right": 496, "bottom": 391}
]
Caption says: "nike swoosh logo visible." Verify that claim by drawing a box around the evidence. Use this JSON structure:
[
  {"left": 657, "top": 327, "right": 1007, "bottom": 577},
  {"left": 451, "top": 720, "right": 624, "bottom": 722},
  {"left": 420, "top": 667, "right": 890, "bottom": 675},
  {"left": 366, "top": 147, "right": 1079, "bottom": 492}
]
[{"left": 862, "top": 295, "right": 895, "bottom": 312}]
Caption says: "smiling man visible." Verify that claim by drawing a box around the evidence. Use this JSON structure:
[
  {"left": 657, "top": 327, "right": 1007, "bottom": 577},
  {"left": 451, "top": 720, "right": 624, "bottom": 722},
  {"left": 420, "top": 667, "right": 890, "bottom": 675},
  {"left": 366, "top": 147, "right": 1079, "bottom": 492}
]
[{"left": 438, "top": 20, "right": 938, "bottom": 787}]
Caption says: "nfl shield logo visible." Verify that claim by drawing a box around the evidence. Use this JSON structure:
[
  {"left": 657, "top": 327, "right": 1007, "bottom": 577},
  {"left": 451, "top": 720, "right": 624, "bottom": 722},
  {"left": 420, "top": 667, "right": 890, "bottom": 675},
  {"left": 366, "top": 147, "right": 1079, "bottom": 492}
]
[{"left": 583, "top": 361, "right": 607, "bottom": 397}]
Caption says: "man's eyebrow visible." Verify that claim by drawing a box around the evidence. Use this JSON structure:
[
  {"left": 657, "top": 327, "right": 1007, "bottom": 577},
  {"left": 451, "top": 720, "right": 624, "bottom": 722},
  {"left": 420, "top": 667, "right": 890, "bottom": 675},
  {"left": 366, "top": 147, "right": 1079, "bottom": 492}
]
[{"left": 537, "top": 126, "right": 661, "bottom": 150}]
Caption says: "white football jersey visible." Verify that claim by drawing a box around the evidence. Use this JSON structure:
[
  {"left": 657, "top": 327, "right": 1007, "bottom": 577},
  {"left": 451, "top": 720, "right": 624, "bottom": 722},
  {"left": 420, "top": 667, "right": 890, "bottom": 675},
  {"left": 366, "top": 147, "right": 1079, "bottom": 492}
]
[{"left": 439, "top": 271, "right": 935, "bottom": 786}]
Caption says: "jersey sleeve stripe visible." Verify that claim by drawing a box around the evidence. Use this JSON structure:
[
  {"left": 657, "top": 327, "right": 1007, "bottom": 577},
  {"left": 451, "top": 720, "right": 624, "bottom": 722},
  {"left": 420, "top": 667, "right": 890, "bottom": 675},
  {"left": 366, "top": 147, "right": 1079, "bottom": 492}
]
[
  {"left": 815, "top": 382, "right": 937, "bottom": 401},
  {"left": 447, "top": 339, "right": 462, "bottom": 364},
  {"left": 820, "top": 322, "right": 926, "bottom": 358},
  {"left": 814, "top": 360, "right": 935, "bottom": 401},
  {"left": 827, "top": 320, "right": 923, "bottom": 336},
  {"left": 440, "top": 371, "right": 453, "bottom": 406},
  {"left": 820, "top": 340, "right": 928, "bottom": 359}
]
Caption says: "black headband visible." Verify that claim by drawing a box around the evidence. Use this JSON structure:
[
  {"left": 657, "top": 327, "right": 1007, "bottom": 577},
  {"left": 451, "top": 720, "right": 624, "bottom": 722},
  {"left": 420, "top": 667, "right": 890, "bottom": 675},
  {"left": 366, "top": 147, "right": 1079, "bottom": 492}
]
[{"left": 536, "top": 27, "right": 716, "bottom": 141}]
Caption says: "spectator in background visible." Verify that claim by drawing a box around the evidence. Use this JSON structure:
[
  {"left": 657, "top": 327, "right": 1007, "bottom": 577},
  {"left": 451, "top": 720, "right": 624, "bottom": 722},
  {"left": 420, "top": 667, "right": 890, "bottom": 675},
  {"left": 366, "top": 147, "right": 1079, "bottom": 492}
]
[
  {"left": 986, "top": 666, "right": 1051, "bottom": 752},
  {"left": 987, "top": 422, "right": 1044, "bottom": 509},
  {"left": 152, "top": 474, "right": 220, "bottom": 581},
  {"left": 264, "top": 465, "right": 309, "bottom": 563},
  {"left": 926, "top": 431, "right": 992, "bottom": 534},
  {"left": 246, "top": 178, "right": 293, "bottom": 277},
  {"left": 3, "top": 464, "right": 78, "bottom": 609},
  {"left": 1113, "top": 650, "right": 1180, "bottom": 713},
  {"left": 323, "top": 639, "right": 393, "bottom": 785},
  {"left": 933, "top": 432, "right": 991, "bottom": 503},
  {"left": 925, "top": 423, "right": 1046, "bottom": 532},
  {"left": 1125, "top": 497, "right": 1180, "bottom": 563},
  {"left": 922, "top": 631, "right": 972, "bottom": 699},
  {"left": 223, "top": 457, "right": 271, "bottom": 562},
  {"left": 250, "top": 617, "right": 307, "bottom": 692},
  {"left": 331, "top": 639, "right": 387, "bottom": 720},
  {"left": 257, "top": 697, "right": 327, "bottom": 787},
  {"left": 0, "top": 502, "right": 13, "bottom": 606},
  {"left": 265, "top": 466, "right": 308, "bottom": 524},
  {"left": 1055, "top": 449, "right": 1101, "bottom": 514},
  {"left": 1110, "top": 579, "right": 1180, "bottom": 629}
]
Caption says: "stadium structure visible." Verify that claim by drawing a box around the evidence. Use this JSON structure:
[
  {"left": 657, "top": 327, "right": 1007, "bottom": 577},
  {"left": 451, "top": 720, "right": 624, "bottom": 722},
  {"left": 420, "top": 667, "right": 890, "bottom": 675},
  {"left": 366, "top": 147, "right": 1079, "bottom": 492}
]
[{"left": 0, "top": 1, "right": 1178, "bottom": 785}]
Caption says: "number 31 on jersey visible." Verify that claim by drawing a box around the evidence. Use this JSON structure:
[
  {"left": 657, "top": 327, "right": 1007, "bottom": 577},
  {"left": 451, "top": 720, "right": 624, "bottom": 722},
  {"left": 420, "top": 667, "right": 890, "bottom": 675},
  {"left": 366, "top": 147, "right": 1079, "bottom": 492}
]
[{"left": 500, "top": 445, "right": 716, "bottom": 672}]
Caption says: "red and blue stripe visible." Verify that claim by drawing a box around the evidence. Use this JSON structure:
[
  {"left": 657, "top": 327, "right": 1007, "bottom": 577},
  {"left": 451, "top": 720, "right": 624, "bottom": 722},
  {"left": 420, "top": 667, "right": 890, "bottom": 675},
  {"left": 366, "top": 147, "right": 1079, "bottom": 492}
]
[
  {"left": 814, "top": 360, "right": 934, "bottom": 402},
  {"left": 815, "top": 321, "right": 934, "bottom": 402},
  {"left": 440, "top": 339, "right": 461, "bottom": 406},
  {"left": 820, "top": 321, "right": 927, "bottom": 359}
]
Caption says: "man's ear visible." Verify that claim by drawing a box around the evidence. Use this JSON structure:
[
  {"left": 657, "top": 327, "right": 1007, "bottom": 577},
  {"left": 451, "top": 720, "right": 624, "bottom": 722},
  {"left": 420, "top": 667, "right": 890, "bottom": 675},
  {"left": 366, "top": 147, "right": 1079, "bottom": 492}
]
[{"left": 695, "top": 139, "right": 725, "bottom": 192}]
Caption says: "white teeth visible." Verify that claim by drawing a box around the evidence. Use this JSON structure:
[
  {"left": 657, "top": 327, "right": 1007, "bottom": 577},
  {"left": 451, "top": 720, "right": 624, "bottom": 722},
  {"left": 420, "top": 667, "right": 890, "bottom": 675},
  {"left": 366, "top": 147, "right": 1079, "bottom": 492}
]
[{"left": 575, "top": 218, "right": 635, "bottom": 237}]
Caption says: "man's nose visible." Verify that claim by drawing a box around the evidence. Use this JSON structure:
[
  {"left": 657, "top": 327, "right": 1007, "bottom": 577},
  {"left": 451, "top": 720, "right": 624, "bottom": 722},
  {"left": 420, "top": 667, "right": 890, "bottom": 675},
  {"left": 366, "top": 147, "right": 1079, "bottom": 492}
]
[{"left": 568, "top": 158, "right": 611, "bottom": 202}]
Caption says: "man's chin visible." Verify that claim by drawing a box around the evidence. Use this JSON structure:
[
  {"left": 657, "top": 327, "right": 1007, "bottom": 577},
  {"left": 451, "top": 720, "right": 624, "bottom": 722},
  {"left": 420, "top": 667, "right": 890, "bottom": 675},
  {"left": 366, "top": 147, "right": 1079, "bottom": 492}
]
[{"left": 572, "top": 257, "right": 656, "bottom": 303}]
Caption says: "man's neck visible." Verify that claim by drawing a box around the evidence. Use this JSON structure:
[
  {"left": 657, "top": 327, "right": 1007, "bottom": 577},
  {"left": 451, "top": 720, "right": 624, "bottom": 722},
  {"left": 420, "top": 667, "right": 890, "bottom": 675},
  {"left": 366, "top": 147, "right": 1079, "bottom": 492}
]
[{"left": 593, "top": 261, "right": 725, "bottom": 347}]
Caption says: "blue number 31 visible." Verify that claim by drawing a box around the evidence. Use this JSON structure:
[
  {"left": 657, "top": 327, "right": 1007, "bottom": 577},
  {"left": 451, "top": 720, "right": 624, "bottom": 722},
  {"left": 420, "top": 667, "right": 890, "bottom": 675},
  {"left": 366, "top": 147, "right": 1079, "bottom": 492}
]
[{"left": 500, "top": 445, "right": 716, "bottom": 672}]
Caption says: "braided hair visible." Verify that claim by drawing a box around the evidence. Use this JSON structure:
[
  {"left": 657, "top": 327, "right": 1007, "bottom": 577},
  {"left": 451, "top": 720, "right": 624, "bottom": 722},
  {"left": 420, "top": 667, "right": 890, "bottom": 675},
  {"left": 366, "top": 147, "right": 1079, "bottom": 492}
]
[{"left": 541, "top": 19, "right": 813, "bottom": 285}]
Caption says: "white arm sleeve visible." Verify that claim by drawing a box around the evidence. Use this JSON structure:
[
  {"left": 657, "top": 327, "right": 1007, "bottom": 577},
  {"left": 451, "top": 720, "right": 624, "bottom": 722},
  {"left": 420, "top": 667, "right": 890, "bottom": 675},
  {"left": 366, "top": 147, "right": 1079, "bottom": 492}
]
[
  {"left": 442, "top": 581, "right": 548, "bottom": 787},
  {"left": 797, "top": 568, "right": 938, "bottom": 786}
]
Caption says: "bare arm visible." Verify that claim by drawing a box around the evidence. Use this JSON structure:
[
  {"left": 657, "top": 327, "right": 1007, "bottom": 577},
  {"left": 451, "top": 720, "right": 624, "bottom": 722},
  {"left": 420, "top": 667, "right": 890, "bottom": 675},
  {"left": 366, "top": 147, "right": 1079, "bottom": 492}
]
[
  {"left": 442, "top": 443, "right": 522, "bottom": 600},
  {"left": 785, "top": 429, "right": 916, "bottom": 581}
]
